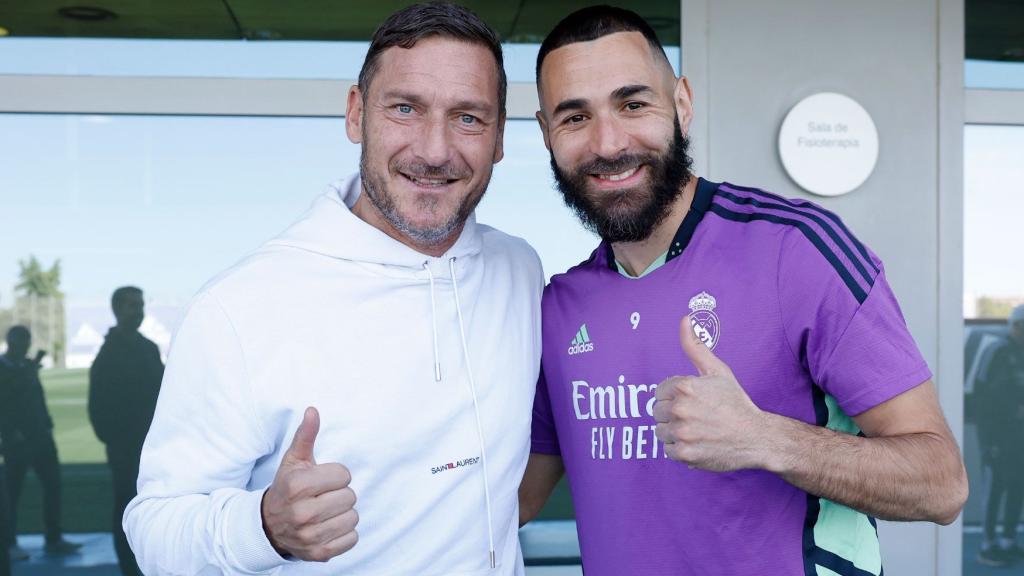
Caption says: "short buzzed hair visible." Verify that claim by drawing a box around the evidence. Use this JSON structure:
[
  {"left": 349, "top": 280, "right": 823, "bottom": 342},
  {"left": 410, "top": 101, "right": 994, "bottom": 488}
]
[
  {"left": 537, "top": 5, "right": 670, "bottom": 82},
  {"left": 111, "top": 286, "right": 142, "bottom": 311},
  {"left": 358, "top": 2, "right": 507, "bottom": 115}
]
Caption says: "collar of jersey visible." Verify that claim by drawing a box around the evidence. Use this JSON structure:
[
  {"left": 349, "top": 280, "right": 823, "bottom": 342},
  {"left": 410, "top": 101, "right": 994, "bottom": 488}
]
[{"left": 604, "top": 176, "right": 720, "bottom": 272}]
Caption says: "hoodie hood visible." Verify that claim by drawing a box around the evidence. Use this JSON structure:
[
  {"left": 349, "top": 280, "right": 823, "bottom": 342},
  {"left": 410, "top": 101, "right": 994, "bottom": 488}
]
[{"left": 267, "top": 173, "right": 483, "bottom": 273}]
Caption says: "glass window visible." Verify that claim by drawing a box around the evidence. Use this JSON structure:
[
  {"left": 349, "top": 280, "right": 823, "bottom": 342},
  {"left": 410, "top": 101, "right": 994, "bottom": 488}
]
[
  {"left": 0, "top": 113, "right": 594, "bottom": 570},
  {"left": 0, "top": 114, "right": 597, "bottom": 327},
  {"left": 962, "top": 124, "right": 1024, "bottom": 574},
  {"left": 966, "top": 0, "right": 1024, "bottom": 89}
]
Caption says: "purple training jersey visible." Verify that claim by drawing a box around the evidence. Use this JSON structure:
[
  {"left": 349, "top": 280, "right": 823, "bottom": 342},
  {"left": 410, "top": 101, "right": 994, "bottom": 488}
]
[{"left": 532, "top": 179, "right": 932, "bottom": 576}]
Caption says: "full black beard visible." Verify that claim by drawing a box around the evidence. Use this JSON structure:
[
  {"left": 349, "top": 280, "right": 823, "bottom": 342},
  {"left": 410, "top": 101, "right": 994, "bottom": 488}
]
[{"left": 551, "top": 119, "right": 693, "bottom": 243}]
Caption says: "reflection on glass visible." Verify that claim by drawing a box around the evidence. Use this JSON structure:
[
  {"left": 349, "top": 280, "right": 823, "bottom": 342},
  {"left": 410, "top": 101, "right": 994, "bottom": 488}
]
[{"left": 963, "top": 125, "right": 1024, "bottom": 573}]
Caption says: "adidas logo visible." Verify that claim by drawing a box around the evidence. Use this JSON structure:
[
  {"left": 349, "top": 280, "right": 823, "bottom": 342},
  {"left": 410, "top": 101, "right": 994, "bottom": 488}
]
[{"left": 567, "top": 324, "right": 595, "bottom": 355}]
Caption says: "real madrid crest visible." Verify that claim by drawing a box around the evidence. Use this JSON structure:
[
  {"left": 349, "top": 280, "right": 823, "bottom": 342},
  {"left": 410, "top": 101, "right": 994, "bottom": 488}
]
[{"left": 688, "top": 291, "right": 720, "bottom": 350}]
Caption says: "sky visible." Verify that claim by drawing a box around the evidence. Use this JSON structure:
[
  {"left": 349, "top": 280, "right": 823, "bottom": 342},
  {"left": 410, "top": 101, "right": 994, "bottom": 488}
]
[{"left": 0, "top": 37, "right": 1021, "bottom": 313}]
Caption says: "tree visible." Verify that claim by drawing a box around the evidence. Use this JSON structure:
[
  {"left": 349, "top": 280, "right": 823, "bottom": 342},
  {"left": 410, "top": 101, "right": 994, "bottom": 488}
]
[
  {"left": 16, "top": 255, "right": 63, "bottom": 297},
  {"left": 11, "top": 255, "right": 66, "bottom": 368}
]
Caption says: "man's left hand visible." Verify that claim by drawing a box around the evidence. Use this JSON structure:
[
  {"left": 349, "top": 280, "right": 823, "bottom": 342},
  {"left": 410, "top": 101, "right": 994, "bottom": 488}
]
[{"left": 653, "top": 316, "right": 768, "bottom": 472}]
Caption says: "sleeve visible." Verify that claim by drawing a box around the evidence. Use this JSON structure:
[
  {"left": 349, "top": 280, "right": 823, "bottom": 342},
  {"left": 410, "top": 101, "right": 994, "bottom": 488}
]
[
  {"left": 123, "top": 292, "right": 296, "bottom": 575},
  {"left": 531, "top": 364, "right": 561, "bottom": 455},
  {"left": 778, "top": 228, "right": 932, "bottom": 417}
]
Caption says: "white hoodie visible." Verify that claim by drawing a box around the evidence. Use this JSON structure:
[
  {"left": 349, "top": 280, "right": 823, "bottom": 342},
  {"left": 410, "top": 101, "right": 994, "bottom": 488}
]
[{"left": 124, "top": 174, "right": 544, "bottom": 575}]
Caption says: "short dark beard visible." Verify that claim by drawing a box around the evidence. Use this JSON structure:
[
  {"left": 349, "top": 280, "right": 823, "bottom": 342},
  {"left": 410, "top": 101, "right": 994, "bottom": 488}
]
[
  {"left": 359, "top": 133, "right": 488, "bottom": 247},
  {"left": 551, "top": 118, "right": 693, "bottom": 243}
]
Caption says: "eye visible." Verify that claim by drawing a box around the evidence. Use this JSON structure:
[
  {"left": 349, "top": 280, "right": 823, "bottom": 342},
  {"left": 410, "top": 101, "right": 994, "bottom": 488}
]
[
  {"left": 624, "top": 101, "right": 645, "bottom": 111},
  {"left": 459, "top": 114, "right": 478, "bottom": 125},
  {"left": 396, "top": 104, "right": 413, "bottom": 114},
  {"left": 565, "top": 114, "right": 586, "bottom": 125}
]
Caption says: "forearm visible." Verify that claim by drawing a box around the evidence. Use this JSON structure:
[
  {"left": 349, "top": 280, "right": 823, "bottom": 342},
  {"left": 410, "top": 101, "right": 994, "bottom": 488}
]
[
  {"left": 519, "top": 485, "right": 551, "bottom": 527},
  {"left": 757, "top": 412, "right": 967, "bottom": 524},
  {"left": 519, "top": 453, "right": 564, "bottom": 526},
  {"left": 125, "top": 486, "right": 288, "bottom": 575}
]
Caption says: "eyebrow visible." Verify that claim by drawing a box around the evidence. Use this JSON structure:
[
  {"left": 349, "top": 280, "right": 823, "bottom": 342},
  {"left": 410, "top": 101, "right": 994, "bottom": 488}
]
[
  {"left": 380, "top": 91, "right": 426, "bottom": 106},
  {"left": 380, "top": 91, "right": 495, "bottom": 117},
  {"left": 612, "top": 84, "right": 655, "bottom": 101},
  {"left": 551, "top": 84, "right": 656, "bottom": 118},
  {"left": 451, "top": 99, "right": 495, "bottom": 114},
  {"left": 553, "top": 98, "right": 589, "bottom": 117}
]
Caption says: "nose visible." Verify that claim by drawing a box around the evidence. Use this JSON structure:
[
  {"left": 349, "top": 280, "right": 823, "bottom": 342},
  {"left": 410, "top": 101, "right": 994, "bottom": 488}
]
[
  {"left": 412, "top": 114, "right": 454, "bottom": 167},
  {"left": 591, "top": 113, "right": 629, "bottom": 160}
]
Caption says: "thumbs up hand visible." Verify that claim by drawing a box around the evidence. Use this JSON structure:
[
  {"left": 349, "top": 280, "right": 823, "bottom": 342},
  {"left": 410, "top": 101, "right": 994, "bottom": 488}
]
[
  {"left": 653, "top": 317, "right": 768, "bottom": 472},
  {"left": 261, "top": 407, "right": 359, "bottom": 561}
]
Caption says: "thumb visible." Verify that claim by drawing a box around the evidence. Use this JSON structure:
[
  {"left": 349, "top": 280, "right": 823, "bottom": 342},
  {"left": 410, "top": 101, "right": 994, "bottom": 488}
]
[
  {"left": 283, "top": 406, "right": 319, "bottom": 466},
  {"left": 680, "top": 315, "right": 728, "bottom": 376}
]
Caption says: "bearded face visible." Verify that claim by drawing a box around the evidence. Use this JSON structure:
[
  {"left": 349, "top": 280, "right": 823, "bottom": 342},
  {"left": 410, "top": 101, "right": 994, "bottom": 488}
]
[{"left": 551, "top": 117, "right": 693, "bottom": 243}]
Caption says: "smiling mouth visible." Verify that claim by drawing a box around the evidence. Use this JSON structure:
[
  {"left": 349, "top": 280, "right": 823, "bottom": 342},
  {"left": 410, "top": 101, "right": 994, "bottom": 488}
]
[
  {"left": 592, "top": 166, "right": 640, "bottom": 182},
  {"left": 401, "top": 173, "right": 459, "bottom": 188}
]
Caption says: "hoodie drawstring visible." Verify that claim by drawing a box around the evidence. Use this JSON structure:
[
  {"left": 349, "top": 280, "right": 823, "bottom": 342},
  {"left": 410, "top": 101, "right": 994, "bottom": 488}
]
[
  {"left": 449, "top": 256, "right": 497, "bottom": 570},
  {"left": 423, "top": 262, "right": 442, "bottom": 382}
]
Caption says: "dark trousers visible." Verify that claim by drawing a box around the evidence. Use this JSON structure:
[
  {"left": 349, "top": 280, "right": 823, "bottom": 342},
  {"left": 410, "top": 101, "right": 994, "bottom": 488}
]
[
  {"left": 0, "top": 462, "right": 11, "bottom": 576},
  {"left": 5, "top": 433, "right": 63, "bottom": 544},
  {"left": 107, "top": 447, "right": 142, "bottom": 576},
  {"left": 984, "top": 448, "right": 1024, "bottom": 541}
]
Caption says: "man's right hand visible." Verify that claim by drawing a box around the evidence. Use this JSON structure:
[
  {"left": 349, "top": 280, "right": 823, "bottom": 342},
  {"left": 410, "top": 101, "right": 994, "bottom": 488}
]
[{"left": 261, "top": 407, "right": 359, "bottom": 562}]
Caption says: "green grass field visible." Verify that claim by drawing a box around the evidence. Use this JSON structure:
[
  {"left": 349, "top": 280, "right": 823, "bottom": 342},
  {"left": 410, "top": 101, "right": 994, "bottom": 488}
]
[
  {"left": 6, "top": 367, "right": 573, "bottom": 535},
  {"left": 42, "top": 368, "right": 106, "bottom": 465}
]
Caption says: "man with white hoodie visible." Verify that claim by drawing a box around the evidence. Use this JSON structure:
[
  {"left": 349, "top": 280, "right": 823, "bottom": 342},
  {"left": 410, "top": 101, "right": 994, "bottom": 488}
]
[{"left": 123, "top": 3, "right": 543, "bottom": 575}]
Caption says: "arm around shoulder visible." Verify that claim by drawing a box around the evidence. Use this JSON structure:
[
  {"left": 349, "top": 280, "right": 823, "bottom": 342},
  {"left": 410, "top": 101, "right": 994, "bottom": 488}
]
[{"left": 519, "top": 453, "right": 564, "bottom": 527}]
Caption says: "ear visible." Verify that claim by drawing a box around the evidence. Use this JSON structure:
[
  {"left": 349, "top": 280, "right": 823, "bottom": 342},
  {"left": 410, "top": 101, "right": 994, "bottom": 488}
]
[
  {"left": 535, "top": 110, "right": 552, "bottom": 151},
  {"left": 493, "top": 112, "right": 506, "bottom": 164},
  {"left": 673, "top": 76, "right": 694, "bottom": 136},
  {"left": 345, "top": 84, "right": 364, "bottom": 144}
]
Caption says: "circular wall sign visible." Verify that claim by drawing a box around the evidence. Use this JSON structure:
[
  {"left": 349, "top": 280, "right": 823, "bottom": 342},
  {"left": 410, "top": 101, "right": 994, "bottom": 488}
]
[{"left": 778, "top": 92, "right": 878, "bottom": 197}]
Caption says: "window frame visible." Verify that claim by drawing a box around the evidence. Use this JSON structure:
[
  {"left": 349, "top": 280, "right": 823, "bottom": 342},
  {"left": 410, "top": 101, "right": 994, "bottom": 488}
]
[{"left": 0, "top": 74, "right": 541, "bottom": 119}]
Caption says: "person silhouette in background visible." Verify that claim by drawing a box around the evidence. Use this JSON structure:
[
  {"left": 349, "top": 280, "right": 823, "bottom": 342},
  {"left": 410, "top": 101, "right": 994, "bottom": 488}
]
[
  {"left": 0, "top": 326, "right": 81, "bottom": 558},
  {"left": 0, "top": 349, "right": 18, "bottom": 566},
  {"left": 89, "top": 286, "right": 163, "bottom": 576},
  {"left": 975, "top": 305, "right": 1024, "bottom": 567}
]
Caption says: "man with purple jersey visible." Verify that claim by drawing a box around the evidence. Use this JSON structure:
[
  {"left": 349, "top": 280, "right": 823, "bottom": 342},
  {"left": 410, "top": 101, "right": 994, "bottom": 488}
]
[{"left": 518, "top": 6, "right": 968, "bottom": 576}]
